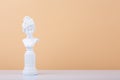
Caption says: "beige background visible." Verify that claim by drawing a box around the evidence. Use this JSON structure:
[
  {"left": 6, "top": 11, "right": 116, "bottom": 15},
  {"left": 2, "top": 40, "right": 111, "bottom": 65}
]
[{"left": 0, "top": 0, "right": 120, "bottom": 70}]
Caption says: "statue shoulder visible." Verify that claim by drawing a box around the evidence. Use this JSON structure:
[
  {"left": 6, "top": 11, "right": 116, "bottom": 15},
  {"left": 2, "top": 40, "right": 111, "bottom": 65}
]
[
  {"left": 22, "top": 38, "right": 39, "bottom": 43},
  {"left": 22, "top": 38, "right": 25, "bottom": 42},
  {"left": 34, "top": 38, "right": 39, "bottom": 42},
  {"left": 22, "top": 38, "right": 27, "bottom": 42}
]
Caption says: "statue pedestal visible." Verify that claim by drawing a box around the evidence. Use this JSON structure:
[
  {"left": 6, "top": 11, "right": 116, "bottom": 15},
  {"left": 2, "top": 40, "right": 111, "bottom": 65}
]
[{"left": 23, "top": 50, "right": 38, "bottom": 75}]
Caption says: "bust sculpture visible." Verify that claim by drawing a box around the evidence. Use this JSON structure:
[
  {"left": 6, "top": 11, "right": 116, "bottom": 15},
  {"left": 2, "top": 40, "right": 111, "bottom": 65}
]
[{"left": 22, "top": 16, "right": 38, "bottom": 75}]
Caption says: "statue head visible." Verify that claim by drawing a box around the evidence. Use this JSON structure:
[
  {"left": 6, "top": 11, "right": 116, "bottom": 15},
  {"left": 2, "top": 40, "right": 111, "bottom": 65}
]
[{"left": 22, "top": 16, "right": 35, "bottom": 36}]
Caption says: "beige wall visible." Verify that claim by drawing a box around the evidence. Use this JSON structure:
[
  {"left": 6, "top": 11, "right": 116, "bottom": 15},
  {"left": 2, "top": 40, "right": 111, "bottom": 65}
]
[{"left": 0, "top": 0, "right": 120, "bottom": 70}]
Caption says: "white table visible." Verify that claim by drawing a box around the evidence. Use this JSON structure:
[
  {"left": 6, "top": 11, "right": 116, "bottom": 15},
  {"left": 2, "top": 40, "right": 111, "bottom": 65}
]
[{"left": 0, "top": 70, "right": 120, "bottom": 80}]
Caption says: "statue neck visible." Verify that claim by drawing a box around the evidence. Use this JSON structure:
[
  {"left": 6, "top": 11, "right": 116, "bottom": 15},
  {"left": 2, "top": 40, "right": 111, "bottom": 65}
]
[{"left": 27, "top": 35, "right": 33, "bottom": 39}]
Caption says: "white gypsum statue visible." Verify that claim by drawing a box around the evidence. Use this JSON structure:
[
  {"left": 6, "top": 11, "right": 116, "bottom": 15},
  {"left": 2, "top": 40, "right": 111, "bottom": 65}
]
[{"left": 22, "top": 16, "right": 38, "bottom": 75}]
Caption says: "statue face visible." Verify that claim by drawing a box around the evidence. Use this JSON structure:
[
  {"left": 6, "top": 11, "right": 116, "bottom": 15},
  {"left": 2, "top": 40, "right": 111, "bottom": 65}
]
[
  {"left": 24, "top": 25, "right": 34, "bottom": 35},
  {"left": 22, "top": 16, "right": 35, "bottom": 36}
]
